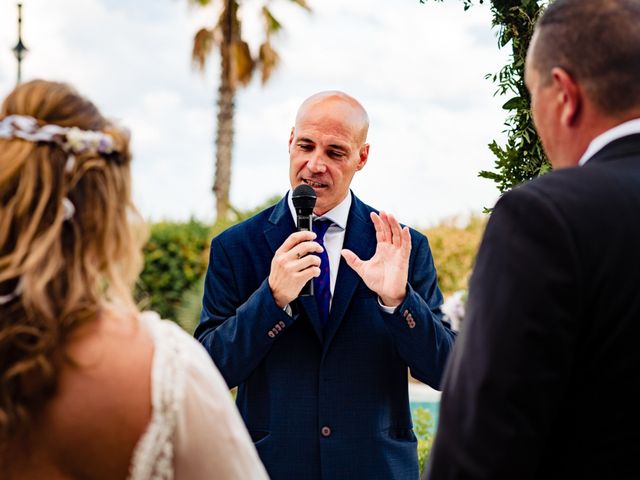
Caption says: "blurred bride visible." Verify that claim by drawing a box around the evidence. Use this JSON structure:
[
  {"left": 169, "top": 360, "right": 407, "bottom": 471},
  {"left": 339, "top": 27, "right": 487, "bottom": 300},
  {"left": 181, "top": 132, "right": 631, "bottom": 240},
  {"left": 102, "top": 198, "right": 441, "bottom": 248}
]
[{"left": 0, "top": 80, "right": 268, "bottom": 479}]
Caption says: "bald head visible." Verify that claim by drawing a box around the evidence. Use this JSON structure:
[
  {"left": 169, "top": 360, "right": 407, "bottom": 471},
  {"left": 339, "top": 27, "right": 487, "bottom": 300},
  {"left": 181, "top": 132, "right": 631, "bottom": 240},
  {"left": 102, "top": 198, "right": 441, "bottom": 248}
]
[
  {"left": 295, "top": 91, "right": 370, "bottom": 145},
  {"left": 288, "top": 91, "right": 371, "bottom": 215}
]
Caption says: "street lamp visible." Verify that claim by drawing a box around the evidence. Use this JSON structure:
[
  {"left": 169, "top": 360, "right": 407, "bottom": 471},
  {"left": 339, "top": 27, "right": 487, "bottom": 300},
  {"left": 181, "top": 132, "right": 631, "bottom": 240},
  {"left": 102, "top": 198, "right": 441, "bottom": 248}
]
[{"left": 12, "top": 3, "right": 28, "bottom": 85}]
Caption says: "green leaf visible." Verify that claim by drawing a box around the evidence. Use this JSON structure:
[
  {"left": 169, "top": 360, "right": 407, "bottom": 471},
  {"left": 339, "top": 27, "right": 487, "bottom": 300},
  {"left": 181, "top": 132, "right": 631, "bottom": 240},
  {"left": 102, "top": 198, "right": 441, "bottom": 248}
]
[
  {"left": 263, "top": 6, "right": 283, "bottom": 35},
  {"left": 501, "top": 97, "right": 521, "bottom": 110}
]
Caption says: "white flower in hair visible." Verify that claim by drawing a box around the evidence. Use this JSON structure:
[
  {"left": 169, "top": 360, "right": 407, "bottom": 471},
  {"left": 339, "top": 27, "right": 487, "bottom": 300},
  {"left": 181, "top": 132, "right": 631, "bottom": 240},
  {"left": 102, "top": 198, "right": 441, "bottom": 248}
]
[
  {"left": 64, "top": 127, "right": 115, "bottom": 154},
  {"left": 65, "top": 127, "right": 88, "bottom": 153},
  {"left": 0, "top": 114, "right": 117, "bottom": 155}
]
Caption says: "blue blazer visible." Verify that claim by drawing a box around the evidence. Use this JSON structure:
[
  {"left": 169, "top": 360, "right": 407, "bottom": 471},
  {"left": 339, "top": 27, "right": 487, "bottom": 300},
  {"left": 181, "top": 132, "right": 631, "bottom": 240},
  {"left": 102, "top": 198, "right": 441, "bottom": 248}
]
[{"left": 196, "top": 193, "right": 455, "bottom": 480}]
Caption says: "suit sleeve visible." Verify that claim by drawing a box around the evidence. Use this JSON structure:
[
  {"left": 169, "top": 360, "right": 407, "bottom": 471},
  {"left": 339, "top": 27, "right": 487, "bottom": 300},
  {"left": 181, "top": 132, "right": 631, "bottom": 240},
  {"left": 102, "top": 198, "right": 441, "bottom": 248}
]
[
  {"left": 194, "top": 235, "right": 295, "bottom": 388},
  {"left": 382, "top": 230, "right": 457, "bottom": 389},
  {"left": 425, "top": 186, "right": 582, "bottom": 479}
]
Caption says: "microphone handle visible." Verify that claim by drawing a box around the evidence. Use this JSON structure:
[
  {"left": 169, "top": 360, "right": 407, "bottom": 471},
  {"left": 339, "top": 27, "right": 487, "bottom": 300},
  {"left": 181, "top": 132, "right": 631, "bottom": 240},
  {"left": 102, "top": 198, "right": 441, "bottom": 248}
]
[{"left": 297, "top": 214, "right": 314, "bottom": 296}]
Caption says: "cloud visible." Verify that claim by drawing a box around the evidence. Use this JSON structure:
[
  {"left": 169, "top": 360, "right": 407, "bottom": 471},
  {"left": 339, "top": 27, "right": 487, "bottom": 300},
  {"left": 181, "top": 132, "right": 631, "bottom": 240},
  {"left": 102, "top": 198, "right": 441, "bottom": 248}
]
[{"left": 0, "top": 0, "right": 511, "bottom": 227}]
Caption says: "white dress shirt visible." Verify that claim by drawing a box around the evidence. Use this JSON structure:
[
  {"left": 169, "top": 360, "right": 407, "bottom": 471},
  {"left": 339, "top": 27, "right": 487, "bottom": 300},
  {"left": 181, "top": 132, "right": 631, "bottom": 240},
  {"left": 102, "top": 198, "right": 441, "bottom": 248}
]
[{"left": 578, "top": 117, "right": 640, "bottom": 166}]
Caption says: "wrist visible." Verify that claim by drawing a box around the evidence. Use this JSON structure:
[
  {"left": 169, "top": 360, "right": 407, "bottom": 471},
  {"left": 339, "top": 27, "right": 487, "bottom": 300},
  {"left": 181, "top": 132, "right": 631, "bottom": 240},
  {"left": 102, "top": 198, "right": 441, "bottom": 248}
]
[
  {"left": 379, "top": 294, "right": 404, "bottom": 308},
  {"left": 268, "top": 277, "right": 288, "bottom": 309}
]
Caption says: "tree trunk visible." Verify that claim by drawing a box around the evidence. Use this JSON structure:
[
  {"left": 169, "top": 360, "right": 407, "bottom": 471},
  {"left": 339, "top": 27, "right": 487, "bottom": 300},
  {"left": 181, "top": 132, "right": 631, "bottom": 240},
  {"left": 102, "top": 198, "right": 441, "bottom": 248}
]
[
  {"left": 213, "top": 2, "right": 235, "bottom": 223},
  {"left": 214, "top": 66, "right": 234, "bottom": 223}
]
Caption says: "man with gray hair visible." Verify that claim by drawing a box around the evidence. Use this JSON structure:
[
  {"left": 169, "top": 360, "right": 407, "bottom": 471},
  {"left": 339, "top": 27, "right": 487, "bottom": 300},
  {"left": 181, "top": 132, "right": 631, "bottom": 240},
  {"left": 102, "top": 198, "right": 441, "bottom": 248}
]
[{"left": 426, "top": 0, "right": 640, "bottom": 478}]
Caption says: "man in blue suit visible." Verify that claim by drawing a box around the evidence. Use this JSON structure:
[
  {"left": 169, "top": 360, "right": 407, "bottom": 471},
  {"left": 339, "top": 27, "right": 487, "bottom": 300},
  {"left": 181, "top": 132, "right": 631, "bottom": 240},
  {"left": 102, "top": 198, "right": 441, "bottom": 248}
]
[{"left": 196, "top": 91, "right": 456, "bottom": 479}]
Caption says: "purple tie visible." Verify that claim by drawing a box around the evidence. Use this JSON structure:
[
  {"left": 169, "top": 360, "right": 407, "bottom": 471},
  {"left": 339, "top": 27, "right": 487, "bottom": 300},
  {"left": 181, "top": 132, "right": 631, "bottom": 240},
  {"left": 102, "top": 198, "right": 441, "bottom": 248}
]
[{"left": 312, "top": 219, "right": 332, "bottom": 327}]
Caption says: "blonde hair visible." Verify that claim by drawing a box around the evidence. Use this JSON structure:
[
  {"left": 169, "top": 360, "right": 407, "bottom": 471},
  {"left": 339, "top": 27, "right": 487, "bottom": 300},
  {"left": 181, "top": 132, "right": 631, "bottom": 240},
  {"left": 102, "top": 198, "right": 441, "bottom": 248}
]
[{"left": 0, "top": 80, "right": 144, "bottom": 442}]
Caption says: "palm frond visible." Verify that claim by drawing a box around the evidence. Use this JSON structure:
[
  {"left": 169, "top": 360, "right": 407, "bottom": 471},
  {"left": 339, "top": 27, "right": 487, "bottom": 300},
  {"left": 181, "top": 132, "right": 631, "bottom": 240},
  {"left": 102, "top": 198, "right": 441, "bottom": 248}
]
[
  {"left": 192, "top": 27, "right": 217, "bottom": 71},
  {"left": 187, "top": 0, "right": 214, "bottom": 6},
  {"left": 230, "top": 40, "right": 255, "bottom": 87},
  {"left": 258, "top": 40, "right": 280, "bottom": 84},
  {"left": 262, "top": 6, "right": 283, "bottom": 37},
  {"left": 288, "top": 0, "right": 312, "bottom": 12}
]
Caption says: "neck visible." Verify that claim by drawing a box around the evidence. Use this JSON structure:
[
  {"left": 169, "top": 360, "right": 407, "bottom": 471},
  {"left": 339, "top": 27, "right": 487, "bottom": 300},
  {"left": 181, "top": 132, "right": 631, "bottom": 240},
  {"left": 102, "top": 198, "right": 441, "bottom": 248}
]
[{"left": 555, "top": 107, "right": 640, "bottom": 168}]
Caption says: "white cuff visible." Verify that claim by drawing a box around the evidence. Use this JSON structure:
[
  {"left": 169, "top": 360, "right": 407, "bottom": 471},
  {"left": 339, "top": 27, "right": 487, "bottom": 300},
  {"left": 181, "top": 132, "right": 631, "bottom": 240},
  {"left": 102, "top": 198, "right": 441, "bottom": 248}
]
[{"left": 377, "top": 296, "right": 399, "bottom": 314}]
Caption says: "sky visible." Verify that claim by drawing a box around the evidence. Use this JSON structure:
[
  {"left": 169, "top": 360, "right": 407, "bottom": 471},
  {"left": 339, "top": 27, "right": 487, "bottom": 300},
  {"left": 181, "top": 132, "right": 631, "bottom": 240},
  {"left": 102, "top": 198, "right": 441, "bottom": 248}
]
[{"left": 0, "top": 0, "right": 511, "bottom": 228}]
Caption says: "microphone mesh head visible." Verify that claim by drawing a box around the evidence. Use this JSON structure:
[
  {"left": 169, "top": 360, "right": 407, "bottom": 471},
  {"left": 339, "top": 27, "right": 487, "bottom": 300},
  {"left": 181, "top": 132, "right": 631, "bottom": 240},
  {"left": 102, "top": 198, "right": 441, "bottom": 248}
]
[{"left": 292, "top": 184, "right": 317, "bottom": 211}]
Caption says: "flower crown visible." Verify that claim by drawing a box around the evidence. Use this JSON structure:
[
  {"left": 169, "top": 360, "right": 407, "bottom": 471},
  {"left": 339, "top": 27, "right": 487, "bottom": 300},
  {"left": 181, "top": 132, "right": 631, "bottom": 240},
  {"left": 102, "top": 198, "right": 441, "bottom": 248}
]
[{"left": 0, "top": 114, "right": 119, "bottom": 156}]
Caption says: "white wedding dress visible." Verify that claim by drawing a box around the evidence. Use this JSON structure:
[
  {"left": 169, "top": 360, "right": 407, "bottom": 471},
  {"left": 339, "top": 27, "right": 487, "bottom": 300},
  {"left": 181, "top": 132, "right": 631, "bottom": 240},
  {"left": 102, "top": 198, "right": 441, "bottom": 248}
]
[{"left": 127, "top": 312, "right": 268, "bottom": 480}]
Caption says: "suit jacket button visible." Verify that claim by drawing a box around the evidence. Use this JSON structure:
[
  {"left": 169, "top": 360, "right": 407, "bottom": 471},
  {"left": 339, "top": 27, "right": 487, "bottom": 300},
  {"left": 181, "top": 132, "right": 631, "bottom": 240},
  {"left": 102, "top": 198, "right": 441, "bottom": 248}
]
[
  {"left": 321, "top": 426, "right": 332, "bottom": 437},
  {"left": 403, "top": 309, "right": 409, "bottom": 318},
  {"left": 278, "top": 321, "right": 285, "bottom": 328},
  {"left": 268, "top": 331, "right": 275, "bottom": 338}
]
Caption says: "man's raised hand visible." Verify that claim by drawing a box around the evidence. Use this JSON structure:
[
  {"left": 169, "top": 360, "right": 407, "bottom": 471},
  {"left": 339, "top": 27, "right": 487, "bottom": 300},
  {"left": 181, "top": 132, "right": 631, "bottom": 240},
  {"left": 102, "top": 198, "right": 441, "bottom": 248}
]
[{"left": 341, "top": 211, "right": 411, "bottom": 307}]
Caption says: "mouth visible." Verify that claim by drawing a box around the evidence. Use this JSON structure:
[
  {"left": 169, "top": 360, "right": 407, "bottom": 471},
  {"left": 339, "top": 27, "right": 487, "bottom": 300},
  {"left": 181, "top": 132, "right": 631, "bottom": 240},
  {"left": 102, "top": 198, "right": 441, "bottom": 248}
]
[{"left": 302, "top": 178, "right": 328, "bottom": 189}]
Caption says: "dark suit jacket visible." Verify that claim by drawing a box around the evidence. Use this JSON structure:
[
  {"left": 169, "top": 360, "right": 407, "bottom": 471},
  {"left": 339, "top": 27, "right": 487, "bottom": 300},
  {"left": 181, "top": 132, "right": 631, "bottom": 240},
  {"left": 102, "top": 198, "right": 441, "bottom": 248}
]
[
  {"left": 426, "top": 134, "right": 640, "bottom": 480},
  {"left": 196, "top": 192, "right": 455, "bottom": 480}
]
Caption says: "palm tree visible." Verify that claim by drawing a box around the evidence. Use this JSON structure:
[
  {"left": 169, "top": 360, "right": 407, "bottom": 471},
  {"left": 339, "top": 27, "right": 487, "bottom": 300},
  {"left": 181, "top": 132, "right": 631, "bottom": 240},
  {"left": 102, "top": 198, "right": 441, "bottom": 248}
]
[{"left": 190, "top": 0, "right": 311, "bottom": 223}]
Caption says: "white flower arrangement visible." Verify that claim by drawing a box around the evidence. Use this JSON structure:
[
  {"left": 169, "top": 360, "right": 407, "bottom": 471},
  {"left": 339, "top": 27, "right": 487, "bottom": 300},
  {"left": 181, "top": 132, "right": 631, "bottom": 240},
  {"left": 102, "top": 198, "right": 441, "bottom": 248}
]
[{"left": 441, "top": 289, "right": 467, "bottom": 332}]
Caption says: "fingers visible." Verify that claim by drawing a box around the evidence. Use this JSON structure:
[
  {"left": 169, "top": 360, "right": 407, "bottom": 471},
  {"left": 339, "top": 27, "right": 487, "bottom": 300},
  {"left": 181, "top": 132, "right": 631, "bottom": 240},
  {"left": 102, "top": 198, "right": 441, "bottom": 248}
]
[
  {"left": 341, "top": 249, "right": 364, "bottom": 273},
  {"left": 370, "top": 212, "right": 386, "bottom": 243},
  {"left": 269, "top": 233, "right": 323, "bottom": 307},
  {"left": 387, "top": 212, "right": 403, "bottom": 247},
  {"left": 277, "top": 230, "right": 317, "bottom": 254},
  {"left": 295, "top": 252, "right": 322, "bottom": 271},
  {"left": 290, "top": 239, "right": 324, "bottom": 259},
  {"left": 371, "top": 211, "right": 406, "bottom": 247},
  {"left": 401, "top": 225, "right": 412, "bottom": 254}
]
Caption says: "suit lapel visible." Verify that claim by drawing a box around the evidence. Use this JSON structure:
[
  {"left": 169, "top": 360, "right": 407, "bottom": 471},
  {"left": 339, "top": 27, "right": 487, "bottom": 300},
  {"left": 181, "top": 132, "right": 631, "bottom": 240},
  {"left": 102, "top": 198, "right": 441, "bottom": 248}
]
[
  {"left": 323, "top": 195, "right": 376, "bottom": 351},
  {"left": 264, "top": 194, "right": 324, "bottom": 342}
]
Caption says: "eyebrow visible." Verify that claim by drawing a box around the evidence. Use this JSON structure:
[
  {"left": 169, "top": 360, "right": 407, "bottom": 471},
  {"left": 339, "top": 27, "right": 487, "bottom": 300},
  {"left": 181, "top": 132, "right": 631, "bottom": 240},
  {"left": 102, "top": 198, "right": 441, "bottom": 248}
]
[
  {"left": 328, "top": 144, "right": 349, "bottom": 153},
  {"left": 296, "top": 137, "right": 350, "bottom": 152}
]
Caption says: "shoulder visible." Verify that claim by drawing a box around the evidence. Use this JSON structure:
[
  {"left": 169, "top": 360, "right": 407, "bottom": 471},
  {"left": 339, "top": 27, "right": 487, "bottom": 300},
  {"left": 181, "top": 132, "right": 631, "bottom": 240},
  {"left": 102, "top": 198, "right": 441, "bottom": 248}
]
[
  {"left": 140, "top": 311, "right": 219, "bottom": 375},
  {"left": 37, "top": 309, "right": 155, "bottom": 478},
  {"left": 495, "top": 166, "right": 605, "bottom": 228},
  {"left": 352, "top": 194, "right": 429, "bottom": 248},
  {"left": 212, "top": 202, "right": 280, "bottom": 246}
]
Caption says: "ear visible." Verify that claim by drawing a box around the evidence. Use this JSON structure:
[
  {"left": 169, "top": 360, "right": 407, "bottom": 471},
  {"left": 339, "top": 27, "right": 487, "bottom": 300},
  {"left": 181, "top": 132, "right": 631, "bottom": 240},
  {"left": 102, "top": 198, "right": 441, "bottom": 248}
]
[
  {"left": 356, "top": 143, "right": 369, "bottom": 171},
  {"left": 552, "top": 67, "right": 582, "bottom": 127},
  {"left": 288, "top": 127, "right": 295, "bottom": 149}
]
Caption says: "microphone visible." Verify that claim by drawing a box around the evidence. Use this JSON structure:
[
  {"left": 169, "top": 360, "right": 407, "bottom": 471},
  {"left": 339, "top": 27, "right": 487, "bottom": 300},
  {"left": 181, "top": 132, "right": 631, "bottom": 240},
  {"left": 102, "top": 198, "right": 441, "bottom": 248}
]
[{"left": 291, "top": 184, "right": 317, "bottom": 296}]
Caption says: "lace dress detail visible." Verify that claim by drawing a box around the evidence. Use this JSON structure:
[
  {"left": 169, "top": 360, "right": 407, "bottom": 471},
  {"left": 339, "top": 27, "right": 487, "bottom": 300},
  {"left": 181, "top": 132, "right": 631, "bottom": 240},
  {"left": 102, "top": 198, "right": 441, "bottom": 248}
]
[
  {"left": 127, "top": 311, "right": 269, "bottom": 480},
  {"left": 128, "top": 312, "right": 186, "bottom": 480}
]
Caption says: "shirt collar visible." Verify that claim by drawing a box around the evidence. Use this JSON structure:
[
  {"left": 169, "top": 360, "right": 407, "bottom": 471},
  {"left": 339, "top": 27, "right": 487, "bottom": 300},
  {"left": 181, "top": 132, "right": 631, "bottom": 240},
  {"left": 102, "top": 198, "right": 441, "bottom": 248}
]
[
  {"left": 287, "top": 190, "right": 351, "bottom": 230},
  {"left": 578, "top": 117, "right": 640, "bottom": 166}
]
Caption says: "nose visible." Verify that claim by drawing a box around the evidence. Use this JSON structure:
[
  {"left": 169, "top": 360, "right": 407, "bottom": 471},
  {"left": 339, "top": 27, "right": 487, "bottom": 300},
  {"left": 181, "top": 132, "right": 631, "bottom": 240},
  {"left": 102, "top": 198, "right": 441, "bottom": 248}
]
[{"left": 307, "top": 153, "right": 326, "bottom": 173}]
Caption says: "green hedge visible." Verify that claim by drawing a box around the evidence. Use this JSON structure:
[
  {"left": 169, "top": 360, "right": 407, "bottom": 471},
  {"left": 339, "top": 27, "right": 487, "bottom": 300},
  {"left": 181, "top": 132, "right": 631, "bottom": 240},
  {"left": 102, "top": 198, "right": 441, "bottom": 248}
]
[
  {"left": 415, "top": 407, "right": 435, "bottom": 476},
  {"left": 423, "top": 214, "right": 487, "bottom": 297},
  {"left": 135, "top": 196, "right": 282, "bottom": 328},
  {"left": 135, "top": 219, "right": 211, "bottom": 322}
]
